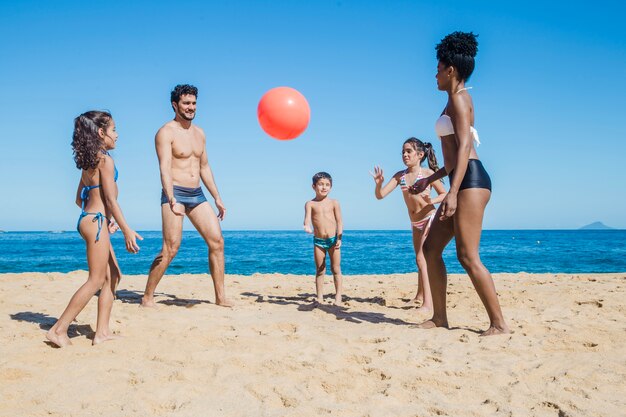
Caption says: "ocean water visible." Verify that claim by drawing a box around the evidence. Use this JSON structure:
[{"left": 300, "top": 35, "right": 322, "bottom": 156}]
[{"left": 0, "top": 230, "right": 624, "bottom": 275}]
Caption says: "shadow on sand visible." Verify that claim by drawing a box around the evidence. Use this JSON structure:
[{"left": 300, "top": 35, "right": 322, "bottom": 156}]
[
  {"left": 10, "top": 311, "right": 95, "bottom": 346},
  {"left": 240, "top": 292, "right": 412, "bottom": 326}
]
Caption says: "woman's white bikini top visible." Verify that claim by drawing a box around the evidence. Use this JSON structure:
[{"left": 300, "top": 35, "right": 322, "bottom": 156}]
[{"left": 434, "top": 87, "right": 481, "bottom": 146}]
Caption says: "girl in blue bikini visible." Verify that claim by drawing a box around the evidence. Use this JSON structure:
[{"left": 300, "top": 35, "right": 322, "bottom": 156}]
[
  {"left": 46, "top": 111, "right": 142, "bottom": 348},
  {"left": 371, "top": 138, "right": 446, "bottom": 313}
]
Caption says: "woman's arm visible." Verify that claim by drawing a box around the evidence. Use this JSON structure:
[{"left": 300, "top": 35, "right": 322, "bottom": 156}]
[
  {"left": 447, "top": 95, "right": 472, "bottom": 195},
  {"left": 440, "top": 95, "right": 473, "bottom": 219},
  {"left": 408, "top": 167, "right": 447, "bottom": 194}
]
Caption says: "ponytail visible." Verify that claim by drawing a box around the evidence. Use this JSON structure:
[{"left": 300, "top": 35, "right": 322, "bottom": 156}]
[{"left": 422, "top": 142, "right": 440, "bottom": 173}]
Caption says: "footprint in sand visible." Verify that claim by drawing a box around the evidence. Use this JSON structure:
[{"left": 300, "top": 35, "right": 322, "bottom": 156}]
[
  {"left": 576, "top": 300, "right": 603, "bottom": 308},
  {"left": 349, "top": 354, "right": 372, "bottom": 365}
]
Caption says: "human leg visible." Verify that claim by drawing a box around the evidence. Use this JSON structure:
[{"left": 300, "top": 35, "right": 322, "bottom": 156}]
[
  {"left": 141, "top": 204, "right": 183, "bottom": 307},
  {"left": 454, "top": 189, "right": 509, "bottom": 336},
  {"left": 411, "top": 225, "right": 433, "bottom": 313},
  {"left": 313, "top": 245, "right": 327, "bottom": 303},
  {"left": 328, "top": 245, "right": 343, "bottom": 305},
  {"left": 416, "top": 208, "right": 454, "bottom": 329},
  {"left": 47, "top": 219, "right": 111, "bottom": 347},
  {"left": 93, "top": 248, "right": 122, "bottom": 345},
  {"left": 108, "top": 246, "right": 121, "bottom": 293},
  {"left": 187, "top": 202, "right": 232, "bottom": 307}
]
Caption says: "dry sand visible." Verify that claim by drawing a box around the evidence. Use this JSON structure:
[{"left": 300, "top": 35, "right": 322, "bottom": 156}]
[{"left": 1, "top": 271, "right": 625, "bottom": 416}]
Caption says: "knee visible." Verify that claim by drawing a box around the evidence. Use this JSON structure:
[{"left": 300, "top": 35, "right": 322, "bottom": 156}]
[
  {"left": 207, "top": 234, "right": 224, "bottom": 253},
  {"left": 162, "top": 240, "right": 181, "bottom": 259},
  {"left": 415, "top": 254, "right": 427, "bottom": 270},
  {"left": 457, "top": 250, "right": 481, "bottom": 272},
  {"left": 422, "top": 241, "right": 439, "bottom": 261},
  {"left": 331, "top": 265, "right": 341, "bottom": 275},
  {"left": 88, "top": 273, "right": 107, "bottom": 289},
  {"left": 316, "top": 264, "right": 326, "bottom": 276}
]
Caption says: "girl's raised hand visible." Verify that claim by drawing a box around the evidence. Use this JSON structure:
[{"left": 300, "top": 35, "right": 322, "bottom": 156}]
[{"left": 369, "top": 166, "right": 384, "bottom": 185}]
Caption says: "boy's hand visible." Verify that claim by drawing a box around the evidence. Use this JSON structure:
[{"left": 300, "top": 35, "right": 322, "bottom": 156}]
[
  {"left": 303, "top": 224, "right": 313, "bottom": 234},
  {"left": 369, "top": 166, "right": 384, "bottom": 185},
  {"left": 335, "top": 239, "right": 342, "bottom": 249}
]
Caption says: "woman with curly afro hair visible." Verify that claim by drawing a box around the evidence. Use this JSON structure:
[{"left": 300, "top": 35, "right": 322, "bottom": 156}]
[
  {"left": 409, "top": 31, "right": 510, "bottom": 336},
  {"left": 46, "top": 111, "right": 143, "bottom": 347}
]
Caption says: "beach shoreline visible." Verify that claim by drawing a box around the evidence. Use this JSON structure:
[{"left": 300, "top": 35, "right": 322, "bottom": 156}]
[{"left": 1, "top": 272, "right": 625, "bottom": 416}]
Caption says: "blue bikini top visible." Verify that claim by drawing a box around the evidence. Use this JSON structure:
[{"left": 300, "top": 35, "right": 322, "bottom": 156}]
[{"left": 80, "top": 152, "right": 118, "bottom": 210}]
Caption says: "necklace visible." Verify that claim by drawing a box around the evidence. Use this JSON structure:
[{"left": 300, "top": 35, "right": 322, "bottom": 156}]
[{"left": 455, "top": 86, "right": 473, "bottom": 94}]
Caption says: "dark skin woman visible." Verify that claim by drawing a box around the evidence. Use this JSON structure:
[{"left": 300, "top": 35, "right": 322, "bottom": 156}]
[{"left": 410, "top": 32, "right": 510, "bottom": 336}]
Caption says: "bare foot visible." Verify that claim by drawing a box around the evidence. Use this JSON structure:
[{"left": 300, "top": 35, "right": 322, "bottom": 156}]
[
  {"left": 140, "top": 296, "right": 157, "bottom": 308},
  {"left": 414, "top": 305, "right": 432, "bottom": 315},
  {"left": 216, "top": 298, "right": 234, "bottom": 308},
  {"left": 92, "top": 333, "right": 122, "bottom": 345},
  {"left": 410, "top": 318, "right": 449, "bottom": 329},
  {"left": 46, "top": 330, "right": 72, "bottom": 348},
  {"left": 480, "top": 325, "right": 511, "bottom": 337},
  {"left": 333, "top": 297, "right": 343, "bottom": 307},
  {"left": 403, "top": 296, "right": 423, "bottom": 306}
]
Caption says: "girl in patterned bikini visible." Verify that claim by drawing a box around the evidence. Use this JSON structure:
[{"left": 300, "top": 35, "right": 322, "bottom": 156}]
[{"left": 371, "top": 138, "right": 447, "bottom": 313}]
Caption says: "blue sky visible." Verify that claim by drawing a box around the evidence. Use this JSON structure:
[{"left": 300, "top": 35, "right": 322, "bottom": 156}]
[{"left": 0, "top": 0, "right": 624, "bottom": 231}]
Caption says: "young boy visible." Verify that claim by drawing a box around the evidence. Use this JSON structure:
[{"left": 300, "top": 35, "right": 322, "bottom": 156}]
[{"left": 303, "top": 172, "right": 344, "bottom": 305}]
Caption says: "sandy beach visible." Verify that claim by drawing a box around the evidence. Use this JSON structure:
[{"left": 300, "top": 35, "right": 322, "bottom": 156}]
[{"left": 1, "top": 271, "right": 624, "bottom": 416}]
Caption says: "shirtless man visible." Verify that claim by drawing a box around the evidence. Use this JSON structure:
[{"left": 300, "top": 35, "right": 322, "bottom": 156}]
[{"left": 141, "top": 84, "right": 232, "bottom": 307}]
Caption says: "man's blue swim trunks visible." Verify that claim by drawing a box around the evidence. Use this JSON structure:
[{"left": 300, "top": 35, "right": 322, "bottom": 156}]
[{"left": 161, "top": 185, "right": 207, "bottom": 209}]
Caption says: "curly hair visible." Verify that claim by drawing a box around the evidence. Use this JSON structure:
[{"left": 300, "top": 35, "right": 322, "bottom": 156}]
[
  {"left": 436, "top": 31, "right": 479, "bottom": 81},
  {"left": 312, "top": 172, "right": 332, "bottom": 185},
  {"left": 71, "top": 110, "right": 112, "bottom": 170},
  {"left": 404, "top": 137, "right": 440, "bottom": 173},
  {"left": 171, "top": 84, "right": 198, "bottom": 104}
]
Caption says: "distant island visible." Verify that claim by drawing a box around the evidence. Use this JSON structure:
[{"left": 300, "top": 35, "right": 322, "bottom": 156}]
[{"left": 579, "top": 221, "right": 614, "bottom": 230}]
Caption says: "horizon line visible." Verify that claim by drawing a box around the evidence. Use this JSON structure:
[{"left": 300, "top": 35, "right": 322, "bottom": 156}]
[{"left": 0, "top": 228, "right": 623, "bottom": 233}]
